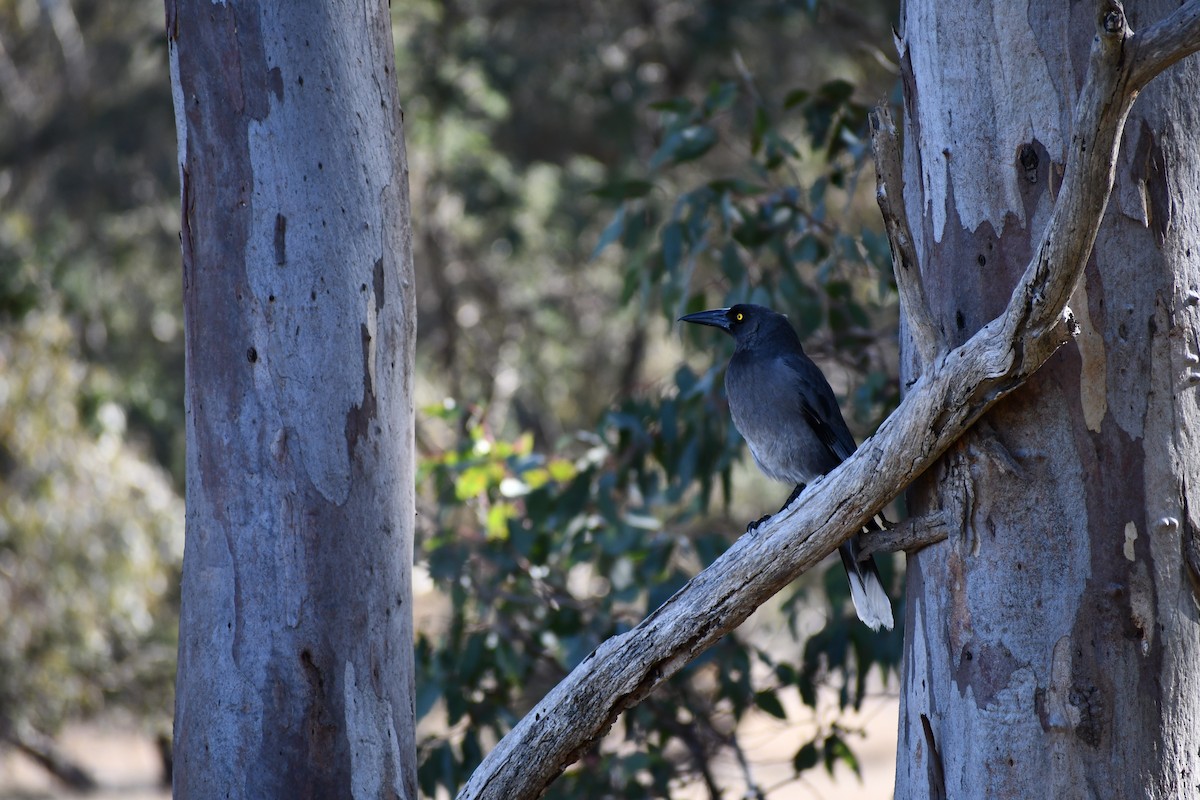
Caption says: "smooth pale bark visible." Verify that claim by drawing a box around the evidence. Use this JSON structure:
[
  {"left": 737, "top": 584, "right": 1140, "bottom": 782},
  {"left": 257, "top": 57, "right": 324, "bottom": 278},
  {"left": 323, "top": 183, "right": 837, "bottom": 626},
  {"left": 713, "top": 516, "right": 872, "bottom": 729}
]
[
  {"left": 166, "top": 2, "right": 417, "bottom": 798},
  {"left": 897, "top": 0, "right": 1200, "bottom": 797}
]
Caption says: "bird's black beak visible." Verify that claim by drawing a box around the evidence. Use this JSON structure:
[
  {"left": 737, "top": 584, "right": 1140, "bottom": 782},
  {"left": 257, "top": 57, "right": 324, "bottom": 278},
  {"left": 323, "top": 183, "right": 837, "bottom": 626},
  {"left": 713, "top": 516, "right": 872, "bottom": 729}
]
[{"left": 678, "top": 308, "right": 732, "bottom": 332}]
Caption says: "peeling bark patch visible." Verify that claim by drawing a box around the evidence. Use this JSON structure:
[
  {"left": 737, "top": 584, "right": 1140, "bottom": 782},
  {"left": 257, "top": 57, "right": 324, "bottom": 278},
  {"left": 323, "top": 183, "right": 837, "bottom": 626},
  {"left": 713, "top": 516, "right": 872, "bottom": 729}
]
[
  {"left": 373, "top": 257, "right": 385, "bottom": 313},
  {"left": 300, "top": 648, "right": 325, "bottom": 691},
  {"left": 268, "top": 66, "right": 283, "bottom": 102},
  {"left": 1041, "top": 636, "right": 1084, "bottom": 735},
  {"left": 1122, "top": 521, "right": 1137, "bottom": 561},
  {"left": 274, "top": 213, "right": 287, "bottom": 265},
  {"left": 1069, "top": 684, "right": 1103, "bottom": 747},
  {"left": 1073, "top": 275, "right": 1108, "bottom": 432},
  {"left": 952, "top": 640, "right": 1022, "bottom": 707},
  {"left": 292, "top": 648, "right": 338, "bottom": 775},
  {"left": 920, "top": 713, "right": 947, "bottom": 800},
  {"left": 1131, "top": 119, "right": 1171, "bottom": 244},
  {"left": 1019, "top": 143, "right": 1040, "bottom": 183},
  {"left": 344, "top": 323, "right": 377, "bottom": 457}
]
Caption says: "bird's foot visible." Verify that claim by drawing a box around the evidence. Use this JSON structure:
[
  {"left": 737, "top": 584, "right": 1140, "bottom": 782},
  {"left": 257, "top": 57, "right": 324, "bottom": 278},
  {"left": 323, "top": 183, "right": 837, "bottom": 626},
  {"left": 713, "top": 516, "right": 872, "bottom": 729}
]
[
  {"left": 746, "top": 514, "right": 772, "bottom": 533},
  {"left": 776, "top": 483, "right": 807, "bottom": 514}
]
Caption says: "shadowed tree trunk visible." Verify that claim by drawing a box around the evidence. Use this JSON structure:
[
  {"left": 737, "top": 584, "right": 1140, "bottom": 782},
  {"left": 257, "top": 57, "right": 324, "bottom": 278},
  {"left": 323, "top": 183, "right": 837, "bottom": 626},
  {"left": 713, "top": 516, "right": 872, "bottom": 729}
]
[
  {"left": 166, "top": 2, "right": 418, "bottom": 797},
  {"left": 896, "top": 0, "right": 1200, "bottom": 796}
]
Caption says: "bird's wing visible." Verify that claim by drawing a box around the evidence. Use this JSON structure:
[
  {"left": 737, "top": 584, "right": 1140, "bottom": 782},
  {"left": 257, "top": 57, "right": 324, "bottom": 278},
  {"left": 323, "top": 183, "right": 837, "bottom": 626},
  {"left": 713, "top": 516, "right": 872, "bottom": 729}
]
[{"left": 782, "top": 352, "right": 858, "bottom": 463}]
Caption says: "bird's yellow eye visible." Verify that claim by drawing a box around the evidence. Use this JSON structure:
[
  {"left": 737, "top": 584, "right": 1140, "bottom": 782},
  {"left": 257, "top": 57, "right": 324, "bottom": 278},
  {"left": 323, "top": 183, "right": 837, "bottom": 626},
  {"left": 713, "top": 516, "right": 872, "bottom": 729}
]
[{"left": 735, "top": 312, "right": 744, "bottom": 321}]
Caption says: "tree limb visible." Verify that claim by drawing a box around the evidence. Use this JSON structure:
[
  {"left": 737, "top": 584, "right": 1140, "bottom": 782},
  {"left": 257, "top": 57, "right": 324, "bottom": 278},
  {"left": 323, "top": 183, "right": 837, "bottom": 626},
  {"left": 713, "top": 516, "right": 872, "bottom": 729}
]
[
  {"left": 1130, "top": 0, "right": 1200, "bottom": 89},
  {"left": 1, "top": 721, "right": 97, "bottom": 791},
  {"left": 858, "top": 511, "right": 950, "bottom": 558},
  {"left": 456, "top": 3, "right": 1200, "bottom": 798},
  {"left": 870, "top": 105, "right": 941, "bottom": 372}
]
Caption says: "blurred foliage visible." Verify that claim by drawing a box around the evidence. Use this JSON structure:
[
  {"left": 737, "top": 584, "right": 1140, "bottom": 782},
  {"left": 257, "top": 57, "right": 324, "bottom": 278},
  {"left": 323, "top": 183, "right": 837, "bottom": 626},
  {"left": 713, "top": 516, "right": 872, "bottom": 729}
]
[
  {"left": 0, "top": 308, "right": 183, "bottom": 741},
  {"left": 410, "top": 2, "right": 906, "bottom": 795},
  {"left": 418, "top": 390, "right": 900, "bottom": 798},
  {"left": 0, "top": 0, "right": 184, "bottom": 481},
  {"left": 0, "top": 0, "right": 183, "bottom": 766},
  {"left": 397, "top": 0, "right": 900, "bottom": 442},
  {"left": 0, "top": 0, "right": 905, "bottom": 794}
]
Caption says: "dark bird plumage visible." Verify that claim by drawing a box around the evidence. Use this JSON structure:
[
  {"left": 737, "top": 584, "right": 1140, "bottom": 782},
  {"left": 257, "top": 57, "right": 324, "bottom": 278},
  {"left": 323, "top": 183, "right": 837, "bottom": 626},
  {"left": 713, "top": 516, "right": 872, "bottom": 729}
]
[{"left": 680, "top": 303, "right": 894, "bottom": 631}]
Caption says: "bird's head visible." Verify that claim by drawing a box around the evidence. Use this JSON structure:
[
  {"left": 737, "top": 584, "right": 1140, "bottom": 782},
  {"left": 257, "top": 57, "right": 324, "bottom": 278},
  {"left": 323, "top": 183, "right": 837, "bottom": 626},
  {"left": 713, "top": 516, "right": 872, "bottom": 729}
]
[{"left": 678, "top": 303, "right": 792, "bottom": 348}]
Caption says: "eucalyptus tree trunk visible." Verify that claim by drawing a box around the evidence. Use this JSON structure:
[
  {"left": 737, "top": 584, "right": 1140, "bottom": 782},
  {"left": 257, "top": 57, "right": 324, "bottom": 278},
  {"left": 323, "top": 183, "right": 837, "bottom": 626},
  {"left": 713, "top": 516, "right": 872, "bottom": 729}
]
[
  {"left": 166, "top": 2, "right": 417, "bottom": 797},
  {"left": 896, "top": 1, "right": 1200, "bottom": 797}
]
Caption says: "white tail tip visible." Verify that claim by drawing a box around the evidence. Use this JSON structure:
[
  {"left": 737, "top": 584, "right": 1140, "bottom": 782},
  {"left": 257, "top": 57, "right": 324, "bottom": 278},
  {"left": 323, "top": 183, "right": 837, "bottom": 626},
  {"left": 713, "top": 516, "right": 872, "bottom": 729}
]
[{"left": 847, "top": 569, "right": 894, "bottom": 632}]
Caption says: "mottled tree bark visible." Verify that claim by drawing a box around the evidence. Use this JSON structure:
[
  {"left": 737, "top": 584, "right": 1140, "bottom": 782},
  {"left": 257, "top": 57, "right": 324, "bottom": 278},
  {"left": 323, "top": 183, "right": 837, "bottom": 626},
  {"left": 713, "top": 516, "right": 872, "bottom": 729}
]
[
  {"left": 166, "top": 2, "right": 417, "bottom": 798},
  {"left": 897, "top": 1, "right": 1200, "bottom": 797}
]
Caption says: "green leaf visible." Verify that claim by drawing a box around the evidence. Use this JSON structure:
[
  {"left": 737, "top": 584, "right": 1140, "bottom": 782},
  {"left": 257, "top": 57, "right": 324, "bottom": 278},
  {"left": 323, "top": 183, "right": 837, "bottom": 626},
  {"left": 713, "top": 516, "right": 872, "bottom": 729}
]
[
  {"left": 751, "top": 106, "right": 770, "bottom": 154},
  {"left": 649, "top": 124, "right": 718, "bottom": 170},
  {"left": 703, "top": 81, "right": 738, "bottom": 115},
  {"left": 817, "top": 78, "right": 856, "bottom": 104},
  {"left": 793, "top": 741, "right": 819, "bottom": 773},
  {"left": 486, "top": 502, "right": 513, "bottom": 540},
  {"left": 824, "top": 733, "right": 862, "bottom": 778},
  {"left": 707, "top": 178, "right": 765, "bottom": 195},
  {"left": 753, "top": 690, "right": 787, "bottom": 720},
  {"left": 546, "top": 458, "right": 577, "bottom": 483},
  {"left": 649, "top": 97, "right": 695, "bottom": 114},
  {"left": 661, "top": 221, "right": 684, "bottom": 273},
  {"left": 783, "top": 88, "right": 810, "bottom": 108},
  {"left": 455, "top": 466, "right": 490, "bottom": 500},
  {"left": 591, "top": 206, "right": 626, "bottom": 259},
  {"left": 590, "top": 179, "right": 655, "bottom": 200}
]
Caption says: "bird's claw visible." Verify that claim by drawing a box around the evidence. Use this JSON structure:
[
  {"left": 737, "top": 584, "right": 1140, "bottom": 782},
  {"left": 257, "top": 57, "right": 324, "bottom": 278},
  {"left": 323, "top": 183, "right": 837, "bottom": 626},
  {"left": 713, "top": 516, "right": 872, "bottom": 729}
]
[{"left": 746, "top": 514, "right": 772, "bottom": 533}]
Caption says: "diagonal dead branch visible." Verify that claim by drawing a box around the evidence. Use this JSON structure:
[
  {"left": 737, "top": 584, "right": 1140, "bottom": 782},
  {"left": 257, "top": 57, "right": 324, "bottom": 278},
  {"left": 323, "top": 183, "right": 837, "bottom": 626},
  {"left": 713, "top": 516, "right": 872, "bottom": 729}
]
[
  {"left": 870, "top": 104, "right": 941, "bottom": 373},
  {"left": 457, "top": 3, "right": 1200, "bottom": 798}
]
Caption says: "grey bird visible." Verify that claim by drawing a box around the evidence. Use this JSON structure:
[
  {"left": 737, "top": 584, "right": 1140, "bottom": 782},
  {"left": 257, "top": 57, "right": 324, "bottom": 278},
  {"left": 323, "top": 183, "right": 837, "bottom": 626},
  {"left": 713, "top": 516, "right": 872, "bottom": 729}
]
[{"left": 680, "top": 303, "right": 894, "bottom": 631}]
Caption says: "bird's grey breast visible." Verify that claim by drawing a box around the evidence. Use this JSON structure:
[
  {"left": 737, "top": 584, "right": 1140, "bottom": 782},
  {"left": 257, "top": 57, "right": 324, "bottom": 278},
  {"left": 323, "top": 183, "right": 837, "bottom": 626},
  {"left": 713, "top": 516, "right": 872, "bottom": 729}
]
[{"left": 724, "top": 353, "right": 835, "bottom": 485}]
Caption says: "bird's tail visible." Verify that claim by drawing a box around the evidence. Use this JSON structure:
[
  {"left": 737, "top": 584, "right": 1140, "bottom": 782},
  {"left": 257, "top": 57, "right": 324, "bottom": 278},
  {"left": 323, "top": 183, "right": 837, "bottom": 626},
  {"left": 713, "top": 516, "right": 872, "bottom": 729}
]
[{"left": 838, "top": 538, "right": 894, "bottom": 631}]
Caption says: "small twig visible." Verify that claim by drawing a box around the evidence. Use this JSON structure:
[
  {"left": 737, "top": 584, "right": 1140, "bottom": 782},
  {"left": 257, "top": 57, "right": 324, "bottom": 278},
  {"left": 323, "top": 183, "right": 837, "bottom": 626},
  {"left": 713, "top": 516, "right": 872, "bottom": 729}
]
[
  {"left": 869, "top": 105, "right": 941, "bottom": 371},
  {"left": 858, "top": 511, "right": 950, "bottom": 558}
]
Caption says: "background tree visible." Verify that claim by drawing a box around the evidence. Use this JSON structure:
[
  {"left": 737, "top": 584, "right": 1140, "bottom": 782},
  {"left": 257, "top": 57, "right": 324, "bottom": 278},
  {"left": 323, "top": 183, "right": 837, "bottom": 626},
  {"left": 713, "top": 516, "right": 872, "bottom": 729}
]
[
  {"left": 166, "top": 2, "right": 417, "bottom": 796},
  {"left": 0, "top": 308, "right": 182, "bottom": 787},
  {"left": 0, "top": 1, "right": 183, "bottom": 784},
  {"left": 896, "top": 0, "right": 1200, "bottom": 795}
]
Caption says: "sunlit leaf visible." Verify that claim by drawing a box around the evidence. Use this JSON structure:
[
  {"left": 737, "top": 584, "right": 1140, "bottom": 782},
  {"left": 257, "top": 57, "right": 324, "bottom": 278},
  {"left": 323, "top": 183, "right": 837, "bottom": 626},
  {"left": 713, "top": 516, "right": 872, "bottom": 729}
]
[
  {"left": 547, "top": 458, "right": 577, "bottom": 483},
  {"left": 455, "top": 466, "right": 490, "bottom": 500},
  {"left": 486, "top": 504, "right": 513, "bottom": 540}
]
